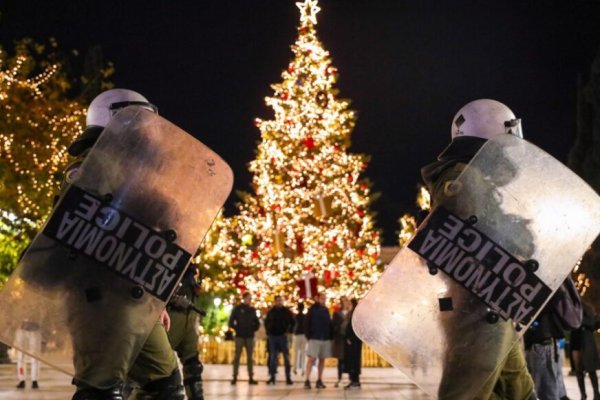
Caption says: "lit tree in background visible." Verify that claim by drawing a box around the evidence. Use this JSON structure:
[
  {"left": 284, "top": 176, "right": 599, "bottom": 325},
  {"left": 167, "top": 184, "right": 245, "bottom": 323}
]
[
  {"left": 0, "top": 38, "right": 112, "bottom": 284},
  {"left": 199, "top": 0, "right": 381, "bottom": 308},
  {"left": 569, "top": 45, "right": 600, "bottom": 307},
  {"left": 397, "top": 185, "right": 430, "bottom": 247}
]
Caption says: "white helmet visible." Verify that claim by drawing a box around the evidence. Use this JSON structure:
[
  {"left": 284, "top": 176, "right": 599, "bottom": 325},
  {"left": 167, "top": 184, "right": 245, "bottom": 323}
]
[
  {"left": 85, "top": 88, "right": 157, "bottom": 128},
  {"left": 69, "top": 89, "right": 157, "bottom": 156},
  {"left": 451, "top": 99, "right": 523, "bottom": 140}
]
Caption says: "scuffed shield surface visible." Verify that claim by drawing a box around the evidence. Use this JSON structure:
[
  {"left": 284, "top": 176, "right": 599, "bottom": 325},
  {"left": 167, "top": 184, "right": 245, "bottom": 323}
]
[
  {"left": 353, "top": 134, "right": 600, "bottom": 399},
  {"left": 0, "top": 108, "right": 233, "bottom": 387}
]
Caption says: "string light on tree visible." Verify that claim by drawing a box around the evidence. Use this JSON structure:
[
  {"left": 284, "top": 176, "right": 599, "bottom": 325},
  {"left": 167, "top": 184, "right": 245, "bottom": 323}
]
[
  {"left": 398, "top": 185, "right": 431, "bottom": 247},
  {"left": 0, "top": 38, "right": 111, "bottom": 285}
]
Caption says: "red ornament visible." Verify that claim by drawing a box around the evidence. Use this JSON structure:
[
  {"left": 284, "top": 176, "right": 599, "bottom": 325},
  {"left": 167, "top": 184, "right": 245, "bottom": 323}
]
[
  {"left": 281, "top": 91, "right": 289, "bottom": 100},
  {"left": 348, "top": 271, "right": 355, "bottom": 279},
  {"left": 324, "top": 270, "right": 332, "bottom": 286},
  {"left": 251, "top": 252, "right": 259, "bottom": 259},
  {"left": 303, "top": 137, "right": 315, "bottom": 149},
  {"left": 288, "top": 66, "right": 295, "bottom": 73},
  {"left": 357, "top": 209, "right": 365, "bottom": 218}
]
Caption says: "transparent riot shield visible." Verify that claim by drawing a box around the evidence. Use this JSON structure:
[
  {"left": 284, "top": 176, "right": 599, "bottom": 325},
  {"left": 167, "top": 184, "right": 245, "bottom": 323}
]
[
  {"left": 353, "top": 134, "right": 600, "bottom": 399},
  {"left": 0, "top": 107, "right": 233, "bottom": 388}
]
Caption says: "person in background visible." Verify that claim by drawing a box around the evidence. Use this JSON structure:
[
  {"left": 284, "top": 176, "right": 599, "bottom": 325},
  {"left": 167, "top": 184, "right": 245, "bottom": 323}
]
[
  {"left": 332, "top": 296, "right": 351, "bottom": 387},
  {"left": 524, "top": 278, "right": 582, "bottom": 400},
  {"left": 15, "top": 320, "right": 42, "bottom": 390},
  {"left": 304, "top": 292, "right": 332, "bottom": 390},
  {"left": 343, "top": 298, "right": 362, "bottom": 390},
  {"left": 571, "top": 301, "right": 600, "bottom": 400},
  {"left": 421, "top": 99, "right": 535, "bottom": 399},
  {"left": 228, "top": 292, "right": 260, "bottom": 385},
  {"left": 292, "top": 302, "right": 307, "bottom": 376},
  {"left": 264, "top": 295, "right": 295, "bottom": 385}
]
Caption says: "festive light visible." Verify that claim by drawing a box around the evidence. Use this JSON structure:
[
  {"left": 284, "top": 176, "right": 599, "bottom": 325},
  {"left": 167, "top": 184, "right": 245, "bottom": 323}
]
[
  {"left": 398, "top": 185, "right": 431, "bottom": 247},
  {"left": 296, "top": 0, "right": 321, "bottom": 27},
  {"left": 0, "top": 39, "right": 90, "bottom": 284},
  {"left": 197, "top": 0, "right": 381, "bottom": 309}
]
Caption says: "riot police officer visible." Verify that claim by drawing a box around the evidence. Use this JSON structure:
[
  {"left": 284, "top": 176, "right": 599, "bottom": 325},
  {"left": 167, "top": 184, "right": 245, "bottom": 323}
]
[
  {"left": 166, "top": 263, "right": 205, "bottom": 400},
  {"left": 66, "top": 89, "right": 184, "bottom": 400},
  {"left": 420, "top": 99, "right": 536, "bottom": 399}
]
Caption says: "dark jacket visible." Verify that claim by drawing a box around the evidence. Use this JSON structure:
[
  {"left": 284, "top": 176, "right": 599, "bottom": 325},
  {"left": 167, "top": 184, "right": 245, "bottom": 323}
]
[
  {"left": 265, "top": 306, "right": 294, "bottom": 336},
  {"left": 524, "top": 278, "right": 582, "bottom": 348},
  {"left": 228, "top": 303, "right": 260, "bottom": 338},
  {"left": 305, "top": 303, "right": 332, "bottom": 340},
  {"left": 343, "top": 310, "right": 362, "bottom": 375},
  {"left": 332, "top": 309, "right": 350, "bottom": 358},
  {"left": 571, "top": 303, "right": 600, "bottom": 371},
  {"left": 293, "top": 313, "right": 305, "bottom": 335}
]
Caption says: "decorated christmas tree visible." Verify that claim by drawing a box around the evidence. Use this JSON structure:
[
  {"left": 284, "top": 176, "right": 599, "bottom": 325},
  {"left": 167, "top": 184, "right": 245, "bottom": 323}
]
[
  {"left": 0, "top": 38, "right": 112, "bottom": 284},
  {"left": 199, "top": 0, "right": 381, "bottom": 307}
]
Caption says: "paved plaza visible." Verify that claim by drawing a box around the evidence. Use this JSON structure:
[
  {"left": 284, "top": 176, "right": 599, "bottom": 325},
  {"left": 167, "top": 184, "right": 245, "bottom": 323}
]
[{"left": 0, "top": 361, "right": 594, "bottom": 399}]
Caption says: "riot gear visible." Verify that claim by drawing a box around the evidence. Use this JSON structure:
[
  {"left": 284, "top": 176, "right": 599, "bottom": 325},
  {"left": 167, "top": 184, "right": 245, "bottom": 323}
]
[
  {"left": 134, "top": 369, "right": 185, "bottom": 400},
  {"left": 71, "top": 385, "right": 125, "bottom": 400},
  {"left": 182, "top": 357, "right": 204, "bottom": 400},
  {"left": 0, "top": 89, "right": 234, "bottom": 400},
  {"left": 69, "top": 89, "right": 157, "bottom": 157},
  {"left": 354, "top": 113, "right": 600, "bottom": 398},
  {"left": 167, "top": 264, "right": 205, "bottom": 400},
  {"left": 451, "top": 99, "right": 523, "bottom": 140}
]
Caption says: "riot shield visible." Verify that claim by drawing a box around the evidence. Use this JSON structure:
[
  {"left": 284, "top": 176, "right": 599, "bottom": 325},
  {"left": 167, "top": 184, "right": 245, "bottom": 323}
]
[
  {"left": 353, "top": 134, "right": 600, "bottom": 399},
  {"left": 0, "top": 107, "right": 233, "bottom": 388}
]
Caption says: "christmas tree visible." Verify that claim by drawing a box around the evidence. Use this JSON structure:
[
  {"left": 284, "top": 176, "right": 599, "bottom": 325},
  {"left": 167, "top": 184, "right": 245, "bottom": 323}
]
[
  {"left": 200, "top": 0, "right": 381, "bottom": 307},
  {"left": 0, "top": 38, "right": 112, "bottom": 284}
]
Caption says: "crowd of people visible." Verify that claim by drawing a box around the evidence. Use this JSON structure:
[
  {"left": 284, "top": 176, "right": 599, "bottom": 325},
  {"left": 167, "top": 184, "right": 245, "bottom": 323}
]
[{"left": 228, "top": 291, "right": 363, "bottom": 390}]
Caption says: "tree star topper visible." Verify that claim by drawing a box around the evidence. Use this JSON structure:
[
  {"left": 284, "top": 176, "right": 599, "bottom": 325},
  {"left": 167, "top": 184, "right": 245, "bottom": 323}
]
[{"left": 296, "top": 0, "right": 321, "bottom": 26}]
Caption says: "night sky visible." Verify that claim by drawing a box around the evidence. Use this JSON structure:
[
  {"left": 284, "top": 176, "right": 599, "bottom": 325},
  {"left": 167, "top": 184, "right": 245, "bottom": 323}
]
[{"left": 1, "top": 1, "right": 599, "bottom": 245}]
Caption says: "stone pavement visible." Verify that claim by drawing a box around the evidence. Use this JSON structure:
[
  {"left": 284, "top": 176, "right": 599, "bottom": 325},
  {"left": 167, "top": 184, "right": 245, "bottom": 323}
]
[{"left": 0, "top": 362, "right": 594, "bottom": 399}]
